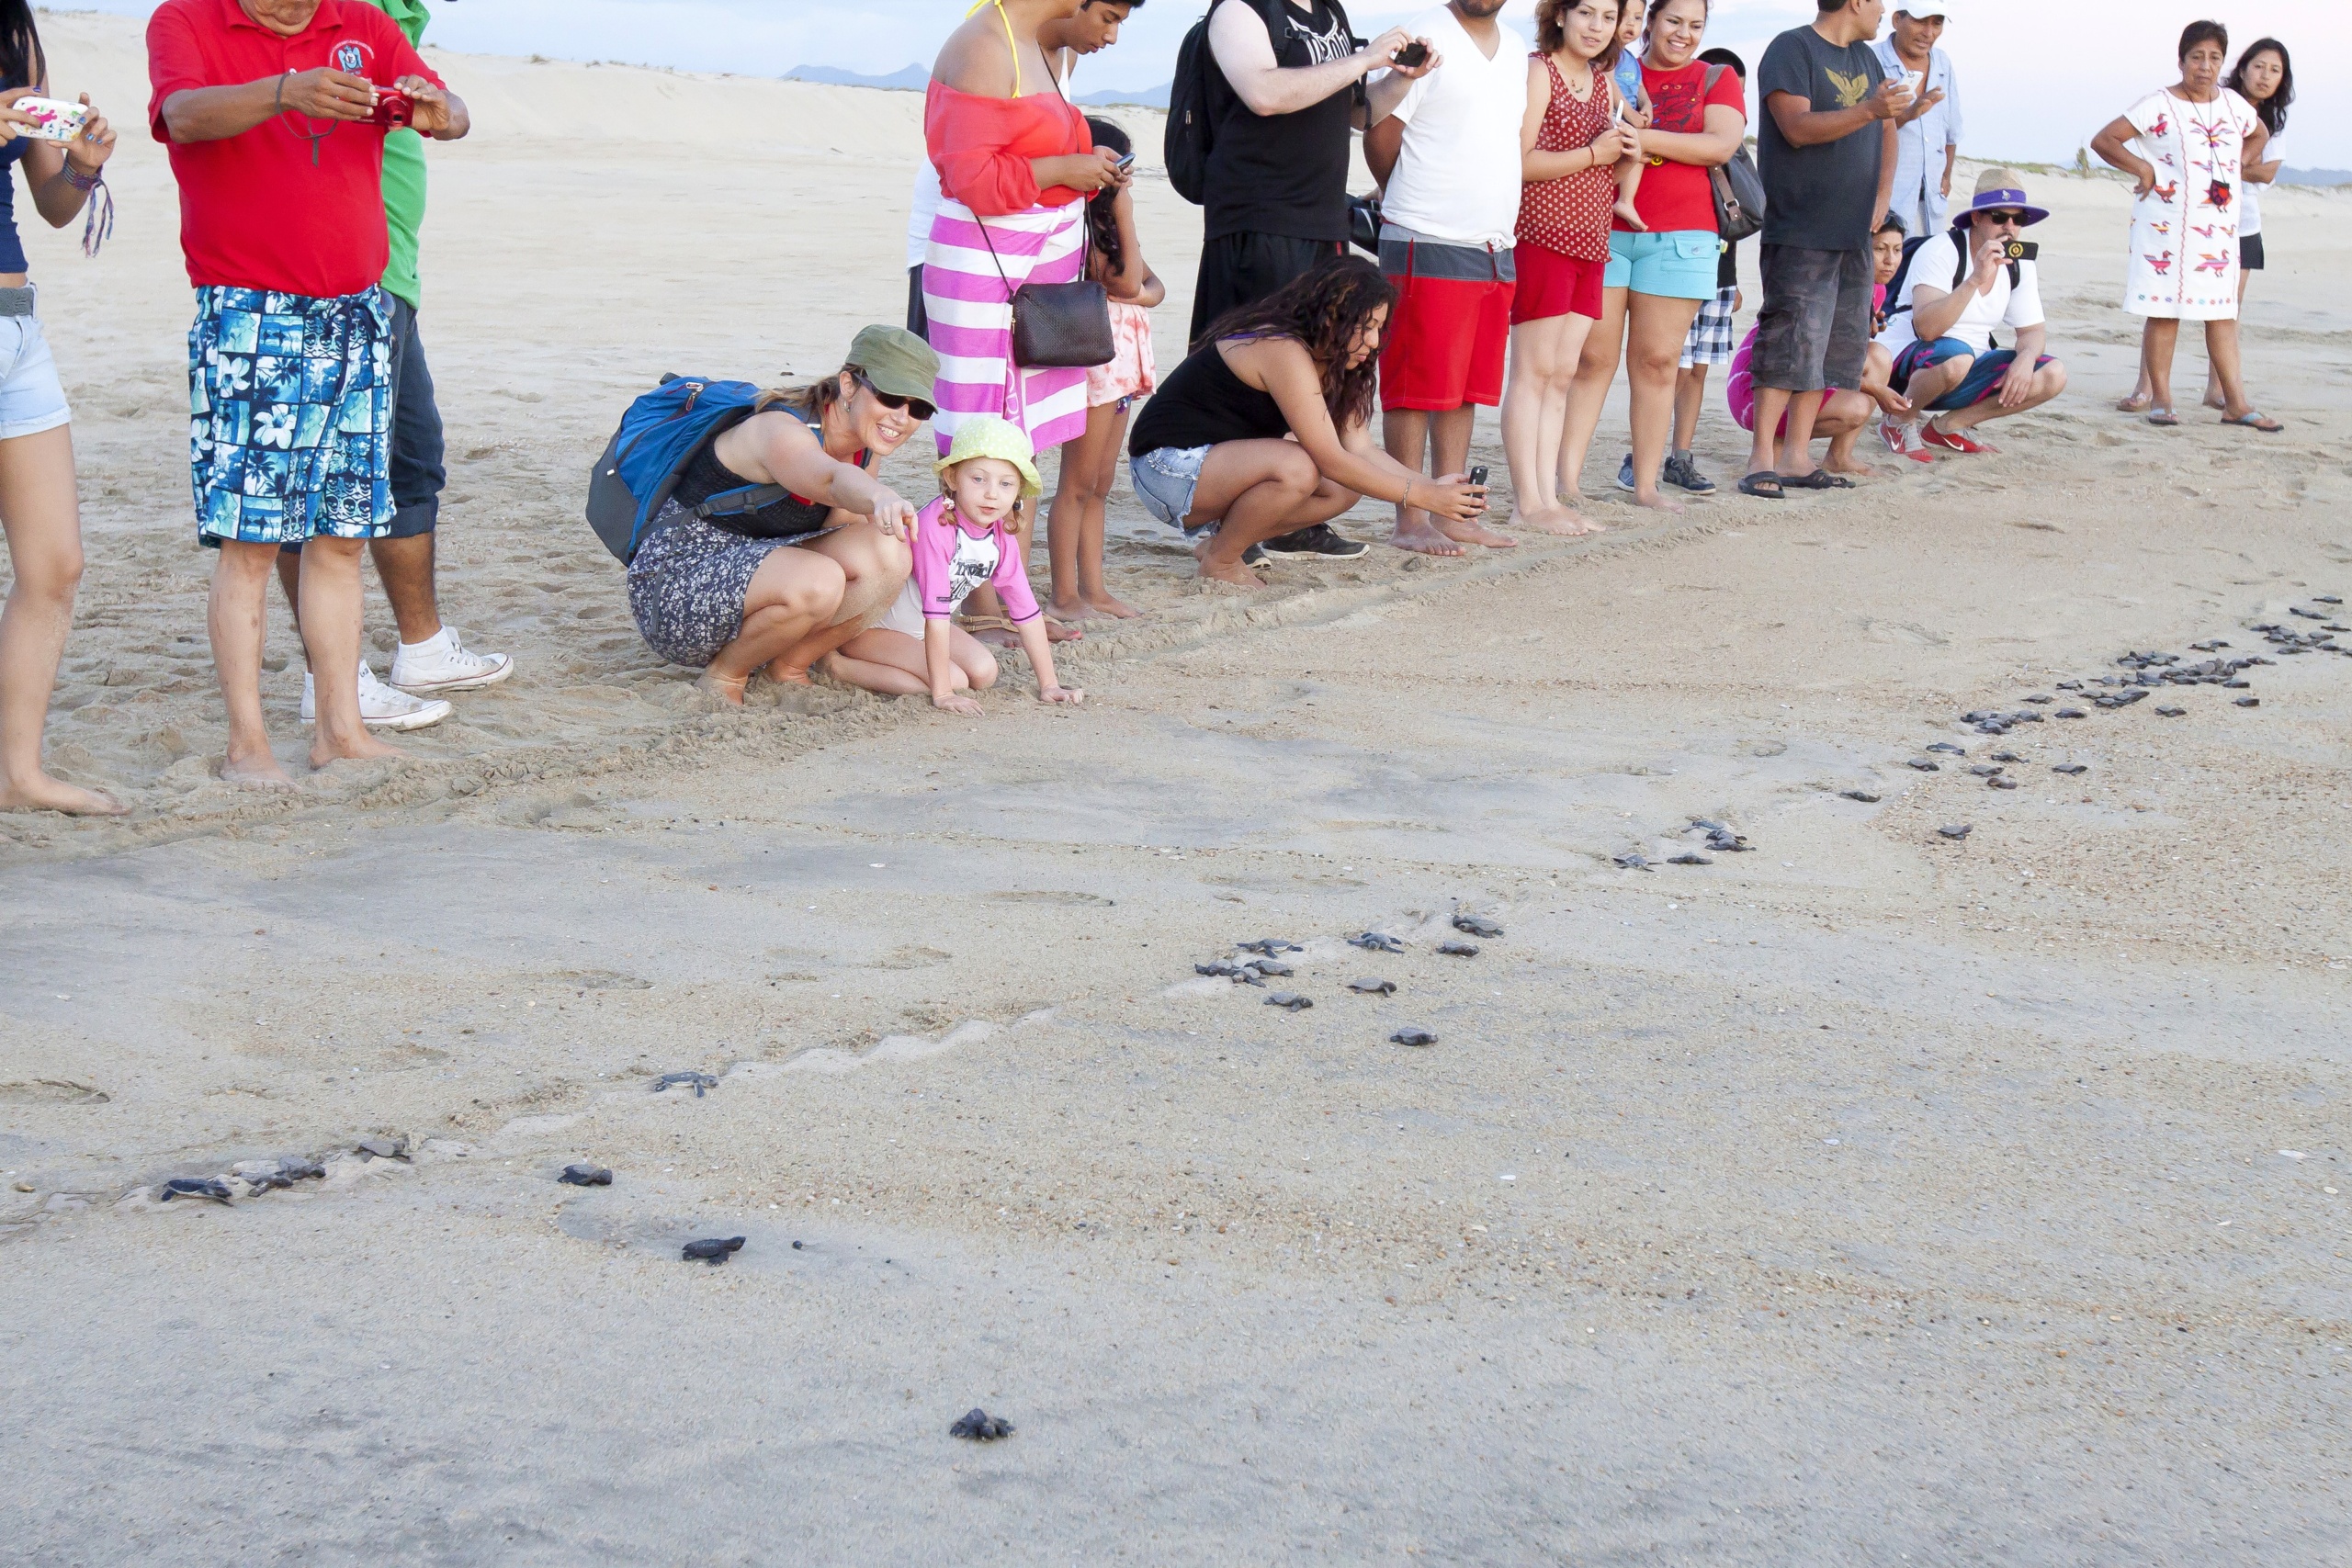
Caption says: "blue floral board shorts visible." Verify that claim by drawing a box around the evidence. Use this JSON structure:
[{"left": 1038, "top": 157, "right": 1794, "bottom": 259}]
[{"left": 187, "top": 285, "right": 393, "bottom": 547}]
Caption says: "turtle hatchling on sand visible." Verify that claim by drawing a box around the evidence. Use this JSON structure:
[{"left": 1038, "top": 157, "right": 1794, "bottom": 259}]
[
  {"left": 1349, "top": 977, "right": 1397, "bottom": 996},
  {"left": 1438, "top": 941, "right": 1480, "bottom": 957},
  {"left": 1196, "top": 959, "right": 1247, "bottom": 977},
  {"left": 1350, "top": 931, "right": 1407, "bottom": 953},
  {"left": 1245, "top": 958, "right": 1294, "bottom": 977},
  {"left": 1907, "top": 759, "right": 1940, "bottom": 772},
  {"left": 950, "top": 1409, "right": 1014, "bottom": 1441},
  {"left": 1668, "top": 853, "right": 1713, "bottom": 866},
  {"left": 653, "top": 1071, "right": 718, "bottom": 1097},
  {"left": 1928, "top": 742, "right": 1967, "bottom": 755},
  {"left": 2052, "top": 762, "right": 2088, "bottom": 775},
  {"left": 2235, "top": 696, "right": 2260, "bottom": 707},
  {"left": 1237, "top": 939, "right": 1303, "bottom": 956},
  {"left": 1969, "top": 764, "right": 2003, "bottom": 778},
  {"left": 2056, "top": 708, "right": 2087, "bottom": 719},
  {"left": 560, "top": 1164, "right": 614, "bottom": 1187},
  {"left": 1839, "top": 790, "right": 1882, "bottom": 803},
  {"left": 1612, "top": 853, "right": 1654, "bottom": 871},
  {"left": 1990, "top": 776, "right": 2019, "bottom": 790},
  {"left": 1390, "top": 1028, "right": 1438, "bottom": 1048},
  {"left": 682, "top": 1236, "right": 745, "bottom": 1264},
  {"left": 1938, "top": 824, "right": 1973, "bottom": 840},
  {"left": 1453, "top": 915, "right": 1504, "bottom": 939},
  {"left": 160, "top": 1177, "right": 233, "bottom": 1204},
  {"left": 1265, "top": 992, "right": 1313, "bottom": 1010}
]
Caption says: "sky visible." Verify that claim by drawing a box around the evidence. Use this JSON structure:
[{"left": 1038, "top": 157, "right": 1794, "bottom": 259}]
[{"left": 56, "top": 0, "right": 2352, "bottom": 169}]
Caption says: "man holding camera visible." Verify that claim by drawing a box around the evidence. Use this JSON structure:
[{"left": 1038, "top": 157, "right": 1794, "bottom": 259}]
[
  {"left": 1874, "top": 169, "right": 2067, "bottom": 457},
  {"left": 149, "top": 0, "right": 469, "bottom": 785}
]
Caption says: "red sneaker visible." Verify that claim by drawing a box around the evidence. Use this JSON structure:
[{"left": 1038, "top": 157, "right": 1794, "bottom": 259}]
[
  {"left": 1879, "top": 417, "right": 1934, "bottom": 463},
  {"left": 1921, "top": 421, "right": 1997, "bottom": 456}
]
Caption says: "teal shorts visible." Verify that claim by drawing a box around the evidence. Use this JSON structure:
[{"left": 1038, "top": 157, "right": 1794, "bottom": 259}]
[{"left": 1603, "top": 230, "right": 1723, "bottom": 301}]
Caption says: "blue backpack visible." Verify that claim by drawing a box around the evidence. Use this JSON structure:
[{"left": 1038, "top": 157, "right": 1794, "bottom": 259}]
[{"left": 585, "top": 375, "right": 793, "bottom": 563}]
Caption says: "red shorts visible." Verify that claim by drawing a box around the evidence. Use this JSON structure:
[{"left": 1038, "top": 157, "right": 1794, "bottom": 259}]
[
  {"left": 1510, "top": 240, "right": 1607, "bottom": 325},
  {"left": 1378, "top": 243, "right": 1515, "bottom": 412}
]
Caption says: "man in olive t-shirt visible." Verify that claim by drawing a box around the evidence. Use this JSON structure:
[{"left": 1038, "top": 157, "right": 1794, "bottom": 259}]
[
  {"left": 1744, "top": 0, "right": 1922, "bottom": 492},
  {"left": 277, "top": 0, "right": 514, "bottom": 716}
]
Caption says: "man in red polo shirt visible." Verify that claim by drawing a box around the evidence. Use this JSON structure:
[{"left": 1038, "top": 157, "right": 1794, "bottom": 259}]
[{"left": 148, "top": 0, "right": 469, "bottom": 788}]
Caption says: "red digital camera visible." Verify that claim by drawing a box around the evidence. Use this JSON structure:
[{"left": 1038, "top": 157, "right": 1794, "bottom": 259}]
[{"left": 368, "top": 89, "right": 413, "bottom": 129}]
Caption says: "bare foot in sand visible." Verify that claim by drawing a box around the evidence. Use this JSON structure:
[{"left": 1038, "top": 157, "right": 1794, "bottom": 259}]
[
  {"left": 311, "top": 728, "right": 398, "bottom": 770},
  {"left": 763, "top": 658, "right": 812, "bottom": 686},
  {"left": 1195, "top": 538, "right": 1270, "bottom": 589},
  {"left": 1508, "top": 506, "right": 1603, "bottom": 537},
  {"left": 1044, "top": 618, "right": 1083, "bottom": 643},
  {"left": 0, "top": 773, "right": 129, "bottom": 816},
  {"left": 1390, "top": 514, "right": 1466, "bottom": 557},
  {"left": 1048, "top": 592, "right": 1141, "bottom": 622},
  {"left": 2201, "top": 388, "right": 2228, "bottom": 411},
  {"left": 1625, "top": 490, "right": 1685, "bottom": 516},
  {"left": 964, "top": 621, "right": 1019, "bottom": 649},
  {"left": 1824, "top": 455, "right": 1877, "bottom": 478},
  {"left": 1440, "top": 516, "right": 1520, "bottom": 549},
  {"left": 2115, "top": 393, "right": 2153, "bottom": 414},
  {"left": 697, "top": 670, "right": 752, "bottom": 705},
  {"left": 219, "top": 748, "right": 295, "bottom": 791}
]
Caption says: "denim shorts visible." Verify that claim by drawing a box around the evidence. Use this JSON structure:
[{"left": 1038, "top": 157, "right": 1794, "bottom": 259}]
[
  {"left": 1131, "top": 444, "right": 1211, "bottom": 530},
  {"left": 0, "top": 310, "right": 72, "bottom": 441},
  {"left": 1602, "top": 231, "right": 1723, "bottom": 301}
]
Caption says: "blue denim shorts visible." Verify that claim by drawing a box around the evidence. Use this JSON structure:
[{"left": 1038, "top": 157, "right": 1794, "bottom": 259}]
[
  {"left": 188, "top": 285, "right": 393, "bottom": 547},
  {"left": 0, "top": 309, "right": 72, "bottom": 441},
  {"left": 1603, "top": 231, "right": 1724, "bottom": 301},
  {"left": 1130, "top": 444, "right": 1211, "bottom": 531}
]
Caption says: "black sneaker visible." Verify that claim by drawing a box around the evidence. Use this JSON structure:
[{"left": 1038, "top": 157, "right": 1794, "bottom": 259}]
[
  {"left": 1661, "top": 452, "right": 1718, "bottom": 494},
  {"left": 1260, "top": 524, "right": 1369, "bottom": 559},
  {"left": 1241, "top": 544, "right": 1269, "bottom": 567}
]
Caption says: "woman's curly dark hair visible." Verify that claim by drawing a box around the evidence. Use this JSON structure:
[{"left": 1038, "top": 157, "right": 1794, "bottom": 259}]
[{"left": 1195, "top": 256, "right": 1396, "bottom": 431}]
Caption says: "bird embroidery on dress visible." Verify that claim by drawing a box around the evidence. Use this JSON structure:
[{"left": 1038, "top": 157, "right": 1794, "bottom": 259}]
[
  {"left": 2195, "top": 251, "right": 2233, "bottom": 276},
  {"left": 2150, "top": 181, "right": 2177, "bottom": 204},
  {"left": 2144, "top": 113, "right": 2171, "bottom": 140},
  {"left": 2191, "top": 113, "right": 2232, "bottom": 151},
  {"left": 1825, "top": 67, "right": 1871, "bottom": 108},
  {"left": 2144, "top": 252, "right": 2174, "bottom": 276},
  {"left": 2190, "top": 223, "right": 2219, "bottom": 239}
]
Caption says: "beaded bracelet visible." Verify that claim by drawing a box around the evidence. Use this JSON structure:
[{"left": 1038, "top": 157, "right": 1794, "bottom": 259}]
[{"left": 60, "top": 161, "right": 101, "bottom": 192}]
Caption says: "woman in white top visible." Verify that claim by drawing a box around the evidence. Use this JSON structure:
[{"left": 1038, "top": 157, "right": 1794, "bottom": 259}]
[
  {"left": 2090, "top": 20, "right": 2277, "bottom": 431},
  {"left": 2202, "top": 37, "right": 2290, "bottom": 411}
]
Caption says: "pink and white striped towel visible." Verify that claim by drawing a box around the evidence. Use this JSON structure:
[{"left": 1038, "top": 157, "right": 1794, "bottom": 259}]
[{"left": 922, "top": 196, "right": 1090, "bottom": 456}]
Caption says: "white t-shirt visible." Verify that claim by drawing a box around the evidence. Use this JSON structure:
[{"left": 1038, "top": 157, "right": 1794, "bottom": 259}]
[
  {"left": 2243, "top": 134, "right": 2280, "bottom": 237},
  {"left": 1877, "top": 229, "right": 2045, "bottom": 355},
  {"left": 1378, "top": 8, "right": 1530, "bottom": 247}
]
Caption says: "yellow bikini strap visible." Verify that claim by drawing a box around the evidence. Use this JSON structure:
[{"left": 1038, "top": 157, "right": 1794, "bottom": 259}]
[{"left": 967, "top": 0, "right": 1023, "bottom": 96}]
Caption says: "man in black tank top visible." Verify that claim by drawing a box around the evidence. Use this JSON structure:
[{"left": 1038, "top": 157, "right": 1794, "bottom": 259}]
[{"left": 1196, "top": 0, "right": 1436, "bottom": 557}]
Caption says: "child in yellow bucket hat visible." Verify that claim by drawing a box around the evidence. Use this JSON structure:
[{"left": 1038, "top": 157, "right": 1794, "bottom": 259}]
[{"left": 819, "top": 416, "right": 1084, "bottom": 715}]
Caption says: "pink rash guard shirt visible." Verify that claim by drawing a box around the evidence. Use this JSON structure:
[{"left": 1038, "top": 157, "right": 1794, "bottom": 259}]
[{"left": 910, "top": 496, "right": 1041, "bottom": 624}]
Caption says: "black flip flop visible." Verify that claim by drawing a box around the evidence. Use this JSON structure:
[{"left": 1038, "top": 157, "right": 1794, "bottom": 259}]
[
  {"left": 1736, "top": 472, "right": 1785, "bottom": 500},
  {"left": 1781, "top": 469, "right": 1855, "bottom": 491}
]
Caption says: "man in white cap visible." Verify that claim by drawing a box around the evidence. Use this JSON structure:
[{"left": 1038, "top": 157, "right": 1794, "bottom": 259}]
[{"left": 1873, "top": 5, "right": 1962, "bottom": 239}]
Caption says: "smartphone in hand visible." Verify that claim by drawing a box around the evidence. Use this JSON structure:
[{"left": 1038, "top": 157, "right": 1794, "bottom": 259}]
[{"left": 1392, "top": 39, "right": 1430, "bottom": 69}]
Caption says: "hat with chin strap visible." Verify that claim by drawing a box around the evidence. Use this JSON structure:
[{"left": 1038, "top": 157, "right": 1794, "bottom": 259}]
[{"left": 1963, "top": 166, "right": 2050, "bottom": 227}]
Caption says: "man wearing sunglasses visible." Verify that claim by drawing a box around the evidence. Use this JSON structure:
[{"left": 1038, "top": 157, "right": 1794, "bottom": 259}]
[{"left": 1873, "top": 167, "right": 2067, "bottom": 457}]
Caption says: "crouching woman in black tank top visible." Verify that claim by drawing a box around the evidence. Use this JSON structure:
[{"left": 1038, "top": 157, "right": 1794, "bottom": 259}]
[
  {"left": 627, "top": 325, "right": 933, "bottom": 704},
  {"left": 1127, "top": 257, "right": 1487, "bottom": 588}
]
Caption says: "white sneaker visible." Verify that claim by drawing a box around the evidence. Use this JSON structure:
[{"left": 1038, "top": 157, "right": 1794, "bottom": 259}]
[
  {"left": 301, "top": 664, "right": 454, "bottom": 731},
  {"left": 390, "top": 627, "right": 514, "bottom": 694}
]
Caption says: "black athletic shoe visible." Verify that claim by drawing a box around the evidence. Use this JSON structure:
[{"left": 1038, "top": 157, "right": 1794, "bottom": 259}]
[
  {"left": 1260, "top": 524, "right": 1370, "bottom": 559},
  {"left": 1241, "top": 544, "right": 1269, "bottom": 567}
]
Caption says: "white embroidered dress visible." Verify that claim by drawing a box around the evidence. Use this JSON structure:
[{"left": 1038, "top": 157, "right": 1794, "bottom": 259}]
[{"left": 2121, "top": 86, "right": 2260, "bottom": 321}]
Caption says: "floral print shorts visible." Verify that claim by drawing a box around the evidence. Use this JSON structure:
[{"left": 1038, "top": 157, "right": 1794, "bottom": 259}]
[{"left": 188, "top": 285, "right": 392, "bottom": 546}]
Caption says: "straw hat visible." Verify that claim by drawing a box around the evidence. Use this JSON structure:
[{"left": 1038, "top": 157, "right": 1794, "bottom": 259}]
[{"left": 1964, "top": 167, "right": 2050, "bottom": 226}]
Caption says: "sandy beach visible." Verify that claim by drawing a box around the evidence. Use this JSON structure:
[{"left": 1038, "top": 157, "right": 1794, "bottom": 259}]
[{"left": 3, "top": 15, "right": 2349, "bottom": 1562}]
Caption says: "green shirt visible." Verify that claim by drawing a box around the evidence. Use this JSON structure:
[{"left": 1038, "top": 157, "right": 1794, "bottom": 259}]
[{"left": 365, "top": 0, "right": 432, "bottom": 308}]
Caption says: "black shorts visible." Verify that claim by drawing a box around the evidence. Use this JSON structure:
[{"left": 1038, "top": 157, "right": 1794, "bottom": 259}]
[
  {"left": 1754, "top": 243, "right": 1874, "bottom": 395},
  {"left": 2240, "top": 232, "right": 2266, "bottom": 272},
  {"left": 1190, "top": 231, "right": 1347, "bottom": 348}
]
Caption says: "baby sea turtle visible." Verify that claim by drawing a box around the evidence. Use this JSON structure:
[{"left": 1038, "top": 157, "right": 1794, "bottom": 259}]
[
  {"left": 2235, "top": 696, "right": 2260, "bottom": 707},
  {"left": 356, "top": 1135, "right": 409, "bottom": 1160},
  {"left": 1265, "top": 991, "right": 1313, "bottom": 1010},
  {"left": 1232, "top": 970, "right": 1267, "bottom": 987},
  {"left": 2052, "top": 762, "right": 2087, "bottom": 775},
  {"left": 1839, "top": 790, "right": 1882, "bottom": 804},
  {"left": 1907, "top": 759, "right": 1940, "bottom": 772},
  {"left": 682, "top": 1236, "right": 745, "bottom": 1264},
  {"left": 1938, "top": 824, "right": 1973, "bottom": 841},
  {"left": 653, "top": 1071, "right": 718, "bottom": 1098},
  {"left": 1348, "top": 977, "right": 1396, "bottom": 996},
  {"left": 1990, "top": 750, "right": 2024, "bottom": 764},
  {"left": 1989, "top": 776, "right": 2019, "bottom": 790},
  {"left": 2154, "top": 705, "right": 2187, "bottom": 717},
  {"left": 1390, "top": 1028, "right": 1438, "bottom": 1048},
  {"left": 1246, "top": 958, "right": 1294, "bottom": 978},
  {"left": 1453, "top": 915, "right": 1504, "bottom": 939},
  {"left": 1349, "top": 931, "right": 1408, "bottom": 953},
  {"left": 1688, "top": 816, "right": 1728, "bottom": 832},
  {"left": 1706, "top": 831, "right": 1752, "bottom": 852},
  {"left": 1612, "top": 853, "right": 1654, "bottom": 871},
  {"left": 950, "top": 1408, "right": 1014, "bottom": 1441},
  {"left": 1237, "top": 939, "right": 1303, "bottom": 957},
  {"left": 1969, "top": 764, "right": 2004, "bottom": 778},
  {"left": 2290, "top": 606, "right": 2324, "bottom": 620},
  {"left": 559, "top": 1164, "right": 614, "bottom": 1187},
  {"left": 2055, "top": 707, "right": 2087, "bottom": 719},
  {"left": 160, "top": 1177, "right": 233, "bottom": 1205},
  {"left": 2317, "top": 595, "right": 2345, "bottom": 605},
  {"left": 1927, "top": 742, "right": 1966, "bottom": 756},
  {"left": 1668, "top": 853, "right": 1713, "bottom": 866},
  {"left": 2023, "top": 694, "right": 2054, "bottom": 705},
  {"left": 1196, "top": 959, "right": 1246, "bottom": 977},
  {"left": 1437, "top": 941, "right": 1480, "bottom": 957},
  {"left": 2055, "top": 680, "right": 2084, "bottom": 691}
]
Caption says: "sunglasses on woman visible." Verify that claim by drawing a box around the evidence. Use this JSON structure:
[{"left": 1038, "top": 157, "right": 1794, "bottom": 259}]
[{"left": 855, "top": 373, "right": 936, "bottom": 423}]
